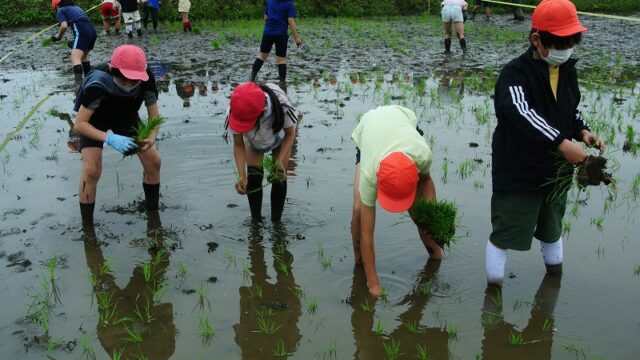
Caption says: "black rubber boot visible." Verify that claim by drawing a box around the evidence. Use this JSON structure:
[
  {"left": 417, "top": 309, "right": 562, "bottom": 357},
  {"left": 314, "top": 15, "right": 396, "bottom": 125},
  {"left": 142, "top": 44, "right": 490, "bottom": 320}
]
[
  {"left": 80, "top": 202, "right": 95, "bottom": 226},
  {"left": 246, "top": 166, "right": 264, "bottom": 220},
  {"left": 270, "top": 179, "right": 287, "bottom": 223},
  {"left": 81, "top": 61, "right": 91, "bottom": 77},
  {"left": 444, "top": 38, "right": 452, "bottom": 53},
  {"left": 545, "top": 263, "right": 563, "bottom": 277},
  {"left": 459, "top": 38, "right": 467, "bottom": 52},
  {"left": 143, "top": 183, "right": 160, "bottom": 211},
  {"left": 250, "top": 58, "right": 264, "bottom": 81},
  {"left": 73, "top": 64, "right": 83, "bottom": 91}
]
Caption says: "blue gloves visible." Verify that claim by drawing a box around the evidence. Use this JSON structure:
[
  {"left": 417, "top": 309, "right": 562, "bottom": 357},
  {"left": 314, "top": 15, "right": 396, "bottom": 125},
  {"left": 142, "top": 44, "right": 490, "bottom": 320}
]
[{"left": 105, "top": 131, "right": 138, "bottom": 154}]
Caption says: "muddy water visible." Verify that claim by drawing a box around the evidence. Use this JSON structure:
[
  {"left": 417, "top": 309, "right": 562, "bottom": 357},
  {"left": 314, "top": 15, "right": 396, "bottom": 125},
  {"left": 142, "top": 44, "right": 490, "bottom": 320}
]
[{"left": 1, "top": 15, "right": 640, "bottom": 360}]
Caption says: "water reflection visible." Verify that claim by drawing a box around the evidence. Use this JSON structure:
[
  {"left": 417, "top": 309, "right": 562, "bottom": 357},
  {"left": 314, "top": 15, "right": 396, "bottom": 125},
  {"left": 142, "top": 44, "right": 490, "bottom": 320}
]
[
  {"left": 349, "top": 260, "right": 450, "bottom": 359},
  {"left": 233, "top": 223, "right": 302, "bottom": 359},
  {"left": 481, "top": 276, "right": 561, "bottom": 360},
  {"left": 81, "top": 211, "right": 175, "bottom": 359}
]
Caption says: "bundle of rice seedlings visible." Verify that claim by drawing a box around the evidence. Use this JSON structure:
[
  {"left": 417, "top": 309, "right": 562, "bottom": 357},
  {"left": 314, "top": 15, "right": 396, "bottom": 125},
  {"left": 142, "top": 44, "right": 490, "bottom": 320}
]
[
  {"left": 124, "top": 116, "right": 165, "bottom": 156},
  {"left": 262, "top": 154, "right": 286, "bottom": 184},
  {"left": 409, "top": 199, "right": 458, "bottom": 249}
]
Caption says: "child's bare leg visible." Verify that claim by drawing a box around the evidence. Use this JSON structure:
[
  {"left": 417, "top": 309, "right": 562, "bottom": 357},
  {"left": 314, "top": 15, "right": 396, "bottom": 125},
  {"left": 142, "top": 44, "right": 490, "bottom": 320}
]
[
  {"left": 418, "top": 227, "right": 444, "bottom": 259},
  {"left": 351, "top": 165, "right": 363, "bottom": 263}
]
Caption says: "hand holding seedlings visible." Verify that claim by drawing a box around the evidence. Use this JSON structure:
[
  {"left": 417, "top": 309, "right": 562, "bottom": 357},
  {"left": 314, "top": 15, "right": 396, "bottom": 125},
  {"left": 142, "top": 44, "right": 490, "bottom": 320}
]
[
  {"left": 558, "top": 139, "right": 586, "bottom": 165},
  {"left": 105, "top": 131, "right": 138, "bottom": 154},
  {"left": 235, "top": 176, "right": 248, "bottom": 194},
  {"left": 581, "top": 130, "right": 605, "bottom": 155}
]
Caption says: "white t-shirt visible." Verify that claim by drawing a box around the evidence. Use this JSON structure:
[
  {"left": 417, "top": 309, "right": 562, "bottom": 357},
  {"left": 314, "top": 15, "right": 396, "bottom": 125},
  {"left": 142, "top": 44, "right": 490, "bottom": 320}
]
[
  {"left": 229, "top": 83, "right": 296, "bottom": 152},
  {"left": 352, "top": 105, "right": 432, "bottom": 207}
]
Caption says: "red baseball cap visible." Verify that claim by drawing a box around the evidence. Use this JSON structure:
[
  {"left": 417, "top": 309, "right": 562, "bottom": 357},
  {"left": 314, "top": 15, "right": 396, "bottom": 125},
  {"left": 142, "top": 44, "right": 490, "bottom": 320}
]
[
  {"left": 532, "top": 0, "right": 587, "bottom": 37},
  {"left": 228, "top": 82, "right": 266, "bottom": 133},
  {"left": 109, "top": 45, "right": 149, "bottom": 81},
  {"left": 377, "top": 151, "right": 419, "bottom": 213},
  {"left": 51, "top": 0, "right": 61, "bottom": 9}
]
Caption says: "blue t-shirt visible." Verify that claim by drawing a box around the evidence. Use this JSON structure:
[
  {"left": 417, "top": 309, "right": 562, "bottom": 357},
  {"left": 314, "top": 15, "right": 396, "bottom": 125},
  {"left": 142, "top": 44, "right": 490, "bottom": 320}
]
[
  {"left": 263, "top": 0, "right": 296, "bottom": 36},
  {"left": 56, "top": 6, "right": 89, "bottom": 25},
  {"left": 146, "top": 0, "right": 160, "bottom": 9}
]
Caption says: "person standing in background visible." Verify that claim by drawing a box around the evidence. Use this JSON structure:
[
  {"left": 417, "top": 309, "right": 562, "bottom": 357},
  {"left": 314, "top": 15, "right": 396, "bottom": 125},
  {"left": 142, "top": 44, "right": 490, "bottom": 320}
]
[
  {"left": 249, "top": 0, "right": 302, "bottom": 90},
  {"left": 178, "top": 0, "right": 192, "bottom": 32},
  {"left": 120, "top": 0, "right": 143, "bottom": 38},
  {"left": 142, "top": 0, "right": 160, "bottom": 32},
  {"left": 100, "top": 0, "right": 122, "bottom": 35}
]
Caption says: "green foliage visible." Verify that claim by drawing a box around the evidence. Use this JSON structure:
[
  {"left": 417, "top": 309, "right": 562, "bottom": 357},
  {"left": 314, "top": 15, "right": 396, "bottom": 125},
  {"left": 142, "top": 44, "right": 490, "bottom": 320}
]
[
  {"left": 409, "top": 199, "right": 458, "bottom": 248},
  {"left": 263, "top": 154, "right": 286, "bottom": 184},
  {"left": 135, "top": 116, "right": 165, "bottom": 142}
]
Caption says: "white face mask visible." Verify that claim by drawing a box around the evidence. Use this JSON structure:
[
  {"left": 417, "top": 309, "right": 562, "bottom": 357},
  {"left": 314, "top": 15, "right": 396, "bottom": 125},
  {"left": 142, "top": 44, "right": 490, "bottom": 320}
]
[
  {"left": 541, "top": 47, "right": 574, "bottom": 66},
  {"left": 113, "top": 76, "right": 140, "bottom": 93}
]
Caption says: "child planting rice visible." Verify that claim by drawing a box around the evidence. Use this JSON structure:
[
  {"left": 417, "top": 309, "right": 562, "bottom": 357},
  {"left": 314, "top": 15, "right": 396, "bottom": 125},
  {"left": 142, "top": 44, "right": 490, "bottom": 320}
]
[
  {"left": 73, "top": 45, "right": 162, "bottom": 225},
  {"left": 350, "top": 105, "right": 445, "bottom": 298},
  {"left": 227, "top": 82, "right": 298, "bottom": 223},
  {"left": 486, "top": 0, "right": 605, "bottom": 287}
]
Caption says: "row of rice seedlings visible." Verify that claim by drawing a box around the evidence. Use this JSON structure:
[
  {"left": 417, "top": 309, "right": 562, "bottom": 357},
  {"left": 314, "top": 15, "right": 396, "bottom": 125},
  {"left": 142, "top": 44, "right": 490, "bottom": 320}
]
[{"left": 314, "top": 339, "right": 338, "bottom": 360}]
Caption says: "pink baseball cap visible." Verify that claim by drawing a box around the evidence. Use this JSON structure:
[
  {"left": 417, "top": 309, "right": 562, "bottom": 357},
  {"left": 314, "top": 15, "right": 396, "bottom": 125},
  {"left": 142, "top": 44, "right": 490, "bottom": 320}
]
[
  {"left": 109, "top": 45, "right": 149, "bottom": 81},
  {"left": 377, "top": 151, "right": 419, "bottom": 213},
  {"left": 228, "top": 82, "right": 266, "bottom": 133}
]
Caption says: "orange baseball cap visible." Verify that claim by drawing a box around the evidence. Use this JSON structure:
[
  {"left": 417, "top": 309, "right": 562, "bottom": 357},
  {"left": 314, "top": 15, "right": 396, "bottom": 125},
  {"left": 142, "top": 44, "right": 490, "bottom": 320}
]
[
  {"left": 228, "top": 82, "right": 266, "bottom": 133},
  {"left": 377, "top": 151, "right": 419, "bottom": 213},
  {"left": 51, "top": 0, "right": 61, "bottom": 9},
  {"left": 109, "top": 45, "right": 149, "bottom": 81},
  {"left": 532, "top": 0, "right": 587, "bottom": 37}
]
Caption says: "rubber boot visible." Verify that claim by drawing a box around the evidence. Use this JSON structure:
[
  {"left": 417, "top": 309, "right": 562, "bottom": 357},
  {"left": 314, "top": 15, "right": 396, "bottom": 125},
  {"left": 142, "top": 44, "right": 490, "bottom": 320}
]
[
  {"left": 137, "top": 28, "right": 143, "bottom": 37},
  {"left": 246, "top": 166, "right": 264, "bottom": 220},
  {"left": 250, "top": 58, "right": 264, "bottom": 82},
  {"left": 444, "top": 38, "right": 452, "bottom": 53},
  {"left": 73, "top": 64, "right": 83, "bottom": 93},
  {"left": 81, "top": 61, "right": 91, "bottom": 77},
  {"left": 143, "top": 183, "right": 160, "bottom": 211},
  {"left": 270, "top": 179, "right": 287, "bottom": 223},
  {"left": 459, "top": 38, "right": 467, "bottom": 52},
  {"left": 80, "top": 202, "right": 95, "bottom": 226}
]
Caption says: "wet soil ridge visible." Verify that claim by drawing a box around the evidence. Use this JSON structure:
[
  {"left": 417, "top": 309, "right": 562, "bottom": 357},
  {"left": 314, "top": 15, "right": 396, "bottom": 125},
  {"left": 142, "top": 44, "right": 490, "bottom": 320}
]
[
  {"left": 409, "top": 199, "right": 458, "bottom": 249},
  {"left": 577, "top": 155, "right": 613, "bottom": 188}
]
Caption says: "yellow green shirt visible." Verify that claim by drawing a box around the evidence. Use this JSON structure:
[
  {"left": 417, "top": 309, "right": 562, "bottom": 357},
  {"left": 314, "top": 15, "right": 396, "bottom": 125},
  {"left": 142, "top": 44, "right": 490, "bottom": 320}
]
[
  {"left": 549, "top": 65, "right": 559, "bottom": 100},
  {"left": 351, "top": 105, "right": 432, "bottom": 207}
]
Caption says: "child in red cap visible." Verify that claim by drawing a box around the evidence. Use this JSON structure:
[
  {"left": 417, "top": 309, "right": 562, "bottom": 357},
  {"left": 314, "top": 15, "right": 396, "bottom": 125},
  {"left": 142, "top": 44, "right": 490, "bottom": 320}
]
[
  {"left": 487, "top": 0, "right": 605, "bottom": 287},
  {"left": 73, "top": 45, "right": 162, "bottom": 226},
  {"left": 226, "top": 82, "right": 298, "bottom": 223},
  {"left": 351, "top": 105, "right": 443, "bottom": 298}
]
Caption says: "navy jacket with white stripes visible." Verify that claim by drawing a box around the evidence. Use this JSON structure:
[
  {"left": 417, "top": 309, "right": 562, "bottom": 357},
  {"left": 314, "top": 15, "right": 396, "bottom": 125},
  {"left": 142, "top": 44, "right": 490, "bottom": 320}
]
[{"left": 492, "top": 46, "right": 590, "bottom": 192}]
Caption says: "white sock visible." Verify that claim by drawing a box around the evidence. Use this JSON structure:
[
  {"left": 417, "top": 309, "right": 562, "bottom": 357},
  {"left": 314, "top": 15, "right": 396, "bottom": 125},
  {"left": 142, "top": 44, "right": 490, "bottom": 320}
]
[
  {"left": 126, "top": 24, "right": 133, "bottom": 33},
  {"left": 134, "top": 21, "right": 141, "bottom": 30},
  {"left": 485, "top": 240, "right": 507, "bottom": 285},
  {"left": 540, "top": 237, "right": 563, "bottom": 265}
]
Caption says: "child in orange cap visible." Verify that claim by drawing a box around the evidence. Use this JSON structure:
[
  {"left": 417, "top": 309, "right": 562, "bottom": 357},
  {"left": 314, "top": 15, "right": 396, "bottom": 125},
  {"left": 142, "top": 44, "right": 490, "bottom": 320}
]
[
  {"left": 487, "top": 0, "right": 605, "bottom": 286},
  {"left": 73, "top": 45, "right": 162, "bottom": 226},
  {"left": 351, "top": 105, "right": 443, "bottom": 298},
  {"left": 226, "top": 82, "right": 298, "bottom": 223}
]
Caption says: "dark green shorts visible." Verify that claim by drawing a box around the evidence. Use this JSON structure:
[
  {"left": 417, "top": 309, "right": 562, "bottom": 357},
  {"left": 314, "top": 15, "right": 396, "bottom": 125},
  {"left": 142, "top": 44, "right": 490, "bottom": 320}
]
[{"left": 490, "top": 191, "right": 567, "bottom": 251}]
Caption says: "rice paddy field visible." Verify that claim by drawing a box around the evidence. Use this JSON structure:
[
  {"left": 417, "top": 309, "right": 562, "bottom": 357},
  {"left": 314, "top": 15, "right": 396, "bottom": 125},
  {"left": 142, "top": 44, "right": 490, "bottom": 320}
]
[{"left": 0, "top": 14, "right": 639, "bottom": 360}]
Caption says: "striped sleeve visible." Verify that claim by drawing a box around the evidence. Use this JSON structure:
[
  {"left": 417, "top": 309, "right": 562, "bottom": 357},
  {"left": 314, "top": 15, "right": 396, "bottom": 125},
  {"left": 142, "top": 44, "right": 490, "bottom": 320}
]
[{"left": 507, "top": 85, "right": 560, "bottom": 141}]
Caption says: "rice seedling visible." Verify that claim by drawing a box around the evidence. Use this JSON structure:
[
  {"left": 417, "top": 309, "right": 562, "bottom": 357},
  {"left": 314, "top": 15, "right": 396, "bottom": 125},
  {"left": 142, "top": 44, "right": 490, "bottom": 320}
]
[
  {"left": 242, "top": 260, "right": 251, "bottom": 285},
  {"left": 446, "top": 324, "right": 458, "bottom": 341},
  {"left": 563, "top": 342, "right": 588, "bottom": 359},
  {"left": 124, "top": 117, "right": 165, "bottom": 156},
  {"left": 418, "top": 280, "right": 433, "bottom": 296},
  {"left": 473, "top": 180, "right": 484, "bottom": 191},
  {"left": 456, "top": 158, "right": 479, "bottom": 180},
  {"left": 250, "top": 284, "right": 264, "bottom": 299},
  {"left": 403, "top": 320, "right": 418, "bottom": 334},
  {"left": 379, "top": 288, "right": 390, "bottom": 304},
  {"left": 96, "top": 291, "right": 119, "bottom": 325},
  {"left": 176, "top": 262, "right": 187, "bottom": 283},
  {"left": 383, "top": 338, "right": 401, "bottom": 360},
  {"left": 152, "top": 279, "right": 168, "bottom": 303},
  {"left": 47, "top": 255, "right": 62, "bottom": 305},
  {"left": 142, "top": 261, "right": 154, "bottom": 283},
  {"left": 111, "top": 348, "right": 124, "bottom": 360},
  {"left": 133, "top": 296, "right": 155, "bottom": 323},
  {"left": 78, "top": 334, "right": 96, "bottom": 360},
  {"left": 508, "top": 331, "right": 524, "bottom": 345},
  {"left": 562, "top": 220, "right": 572, "bottom": 235},
  {"left": 290, "top": 286, "right": 306, "bottom": 300},
  {"left": 314, "top": 340, "right": 337, "bottom": 360},
  {"left": 374, "top": 320, "right": 385, "bottom": 336},
  {"left": 199, "top": 316, "right": 215, "bottom": 344},
  {"left": 150, "top": 36, "right": 159, "bottom": 45},
  {"left": 596, "top": 244, "right": 605, "bottom": 258},
  {"left": 211, "top": 39, "right": 222, "bottom": 50},
  {"left": 257, "top": 315, "right": 281, "bottom": 334},
  {"left": 223, "top": 249, "right": 237, "bottom": 271},
  {"left": 590, "top": 216, "right": 605, "bottom": 231},
  {"left": 263, "top": 154, "right": 286, "bottom": 184},
  {"left": 633, "top": 264, "right": 640, "bottom": 277},
  {"left": 99, "top": 260, "right": 114, "bottom": 276},
  {"left": 409, "top": 199, "right": 458, "bottom": 249},
  {"left": 273, "top": 339, "right": 292, "bottom": 357},
  {"left": 26, "top": 279, "right": 52, "bottom": 338},
  {"left": 416, "top": 344, "right": 431, "bottom": 360},
  {"left": 630, "top": 171, "right": 640, "bottom": 201},
  {"left": 193, "top": 282, "right": 211, "bottom": 313},
  {"left": 360, "top": 299, "right": 373, "bottom": 312},
  {"left": 542, "top": 318, "right": 553, "bottom": 332},
  {"left": 124, "top": 324, "right": 143, "bottom": 344},
  {"left": 306, "top": 297, "right": 319, "bottom": 315}
]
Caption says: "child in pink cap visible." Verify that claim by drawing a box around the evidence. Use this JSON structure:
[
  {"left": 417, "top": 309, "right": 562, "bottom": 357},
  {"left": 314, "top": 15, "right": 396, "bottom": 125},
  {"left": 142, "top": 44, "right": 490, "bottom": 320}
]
[
  {"left": 73, "top": 45, "right": 162, "bottom": 226},
  {"left": 351, "top": 105, "right": 443, "bottom": 298},
  {"left": 226, "top": 82, "right": 298, "bottom": 223}
]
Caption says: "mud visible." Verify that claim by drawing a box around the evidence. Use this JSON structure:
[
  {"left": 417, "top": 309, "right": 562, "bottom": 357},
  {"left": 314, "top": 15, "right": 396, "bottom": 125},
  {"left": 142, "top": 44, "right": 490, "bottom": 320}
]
[
  {"left": 0, "top": 14, "right": 639, "bottom": 360},
  {"left": 577, "top": 155, "right": 613, "bottom": 187}
]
